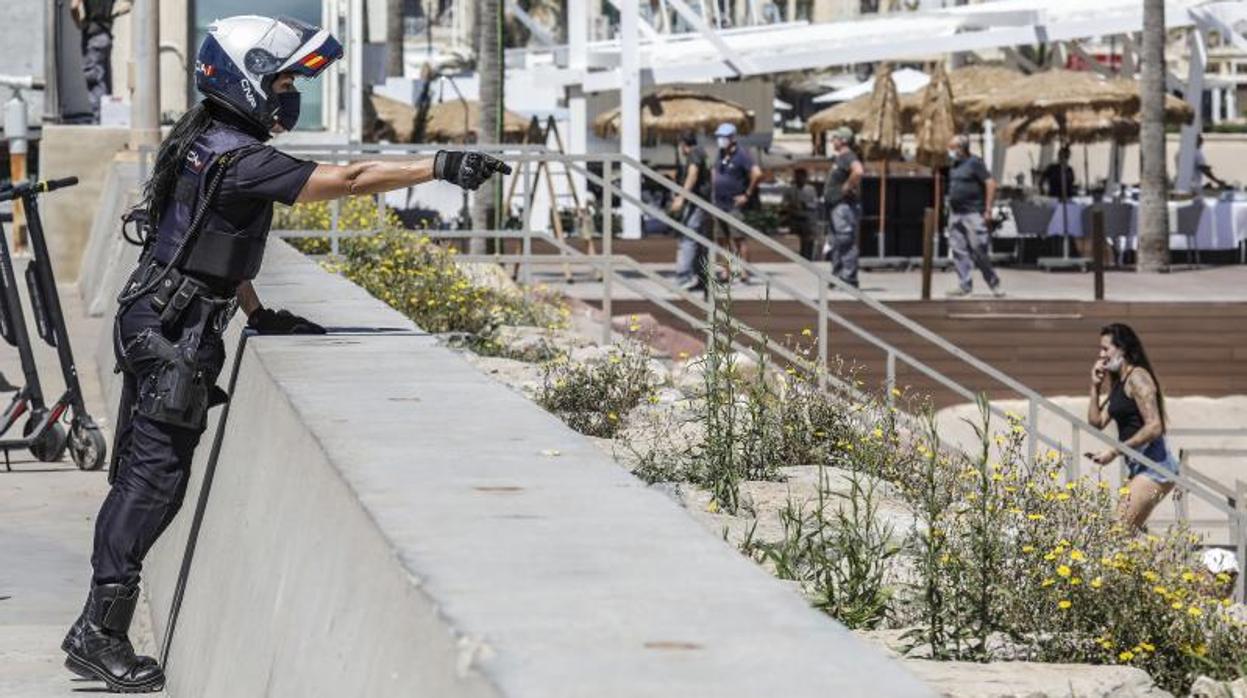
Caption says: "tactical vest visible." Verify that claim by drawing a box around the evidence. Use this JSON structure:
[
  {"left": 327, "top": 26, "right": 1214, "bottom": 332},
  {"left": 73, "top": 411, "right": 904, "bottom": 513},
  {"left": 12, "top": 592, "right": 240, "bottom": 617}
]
[{"left": 151, "top": 124, "right": 270, "bottom": 291}]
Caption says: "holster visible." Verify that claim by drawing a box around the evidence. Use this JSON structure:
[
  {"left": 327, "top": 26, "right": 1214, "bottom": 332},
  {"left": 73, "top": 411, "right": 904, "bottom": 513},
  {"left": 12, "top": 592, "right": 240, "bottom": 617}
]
[{"left": 131, "top": 327, "right": 210, "bottom": 431}]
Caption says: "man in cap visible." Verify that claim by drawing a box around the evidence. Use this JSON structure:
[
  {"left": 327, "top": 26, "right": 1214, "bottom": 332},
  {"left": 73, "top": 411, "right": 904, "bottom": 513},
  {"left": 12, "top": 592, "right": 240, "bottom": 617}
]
[
  {"left": 670, "top": 131, "right": 712, "bottom": 291},
  {"left": 712, "top": 122, "right": 762, "bottom": 283},
  {"left": 945, "top": 134, "right": 1004, "bottom": 297},
  {"left": 823, "top": 126, "right": 863, "bottom": 288}
]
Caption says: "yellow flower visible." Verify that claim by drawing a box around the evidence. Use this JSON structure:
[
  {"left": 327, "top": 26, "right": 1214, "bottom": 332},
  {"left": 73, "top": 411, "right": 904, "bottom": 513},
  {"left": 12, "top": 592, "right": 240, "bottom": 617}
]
[
  {"left": 1057, "top": 565, "right": 1072, "bottom": 578},
  {"left": 1027, "top": 513, "right": 1044, "bottom": 521},
  {"left": 607, "top": 412, "right": 619, "bottom": 422},
  {"left": 1044, "top": 553, "right": 1057, "bottom": 561},
  {"left": 800, "top": 327, "right": 812, "bottom": 337},
  {"left": 1142, "top": 571, "right": 1159, "bottom": 582},
  {"left": 1118, "top": 486, "right": 1131, "bottom": 495},
  {"left": 1069, "top": 577, "right": 1082, "bottom": 586},
  {"left": 1090, "top": 577, "right": 1103, "bottom": 589},
  {"left": 1171, "top": 601, "right": 1184, "bottom": 610},
  {"left": 1058, "top": 599, "right": 1072, "bottom": 610},
  {"left": 1021, "top": 545, "right": 1035, "bottom": 553},
  {"left": 1069, "top": 550, "right": 1085, "bottom": 562},
  {"left": 1041, "top": 578, "right": 1055, "bottom": 587},
  {"left": 1139, "top": 642, "right": 1155, "bottom": 652},
  {"left": 1118, "top": 650, "right": 1135, "bottom": 662},
  {"left": 1187, "top": 606, "right": 1203, "bottom": 617},
  {"left": 1181, "top": 570, "right": 1196, "bottom": 582},
  {"left": 991, "top": 473, "right": 1004, "bottom": 482},
  {"left": 1153, "top": 585, "right": 1168, "bottom": 596}
]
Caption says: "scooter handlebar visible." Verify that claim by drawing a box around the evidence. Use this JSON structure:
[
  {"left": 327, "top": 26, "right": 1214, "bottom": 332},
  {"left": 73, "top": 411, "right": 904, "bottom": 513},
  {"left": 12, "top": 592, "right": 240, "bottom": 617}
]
[{"left": 0, "top": 177, "right": 79, "bottom": 202}]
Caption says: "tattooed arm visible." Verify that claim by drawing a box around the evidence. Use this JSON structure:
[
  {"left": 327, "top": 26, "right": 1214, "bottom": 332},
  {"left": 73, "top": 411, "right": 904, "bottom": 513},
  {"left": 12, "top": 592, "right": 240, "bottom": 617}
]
[
  {"left": 1121, "top": 369, "right": 1165, "bottom": 450},
  {"left": 1090, "top": 369, "right": 1164, "bottom": 466}
]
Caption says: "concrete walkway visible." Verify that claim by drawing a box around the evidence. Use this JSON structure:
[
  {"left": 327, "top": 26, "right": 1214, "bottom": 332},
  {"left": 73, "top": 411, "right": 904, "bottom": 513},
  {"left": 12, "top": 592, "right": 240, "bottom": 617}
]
[
  {"left": 546, "top": 259, "right": 1247, "bottom": 304},
  {"left": 0, "top": 260, "right": 166, "bottom": 696}
]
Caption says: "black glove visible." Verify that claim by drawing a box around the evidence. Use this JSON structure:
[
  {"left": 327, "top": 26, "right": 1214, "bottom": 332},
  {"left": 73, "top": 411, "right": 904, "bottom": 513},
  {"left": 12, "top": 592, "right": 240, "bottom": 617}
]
[
  {"left": 247, "top": 307, "right": 326, "bottom": 335},
  {"left": 433, "top": 150, "right": 512, "bottom": 191}
]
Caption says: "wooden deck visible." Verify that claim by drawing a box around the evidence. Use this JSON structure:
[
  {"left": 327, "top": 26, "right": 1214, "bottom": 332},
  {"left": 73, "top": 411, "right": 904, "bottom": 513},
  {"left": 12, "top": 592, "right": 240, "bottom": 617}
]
[{"left": 599, "top": 298, "right": 1247, "bottom": 407}]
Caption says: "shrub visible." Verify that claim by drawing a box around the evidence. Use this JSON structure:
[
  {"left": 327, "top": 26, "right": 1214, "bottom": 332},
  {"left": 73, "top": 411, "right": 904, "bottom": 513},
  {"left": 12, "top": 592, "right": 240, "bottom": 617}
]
[{"left": 538, "top": 343, "right": 657, "bottom": 439}]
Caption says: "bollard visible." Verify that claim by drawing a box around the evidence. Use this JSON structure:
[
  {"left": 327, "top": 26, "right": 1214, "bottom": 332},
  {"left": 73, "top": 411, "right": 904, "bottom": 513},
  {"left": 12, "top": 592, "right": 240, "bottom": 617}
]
[
  {"left": 921, "top": 207, "right": 936, "bottom": 300},
  {"left": 1091, "top": 207, "right": 1105, "bottom": 301},
  {"left": 4, "top": 95, "right": 28, "bottom": 252}
]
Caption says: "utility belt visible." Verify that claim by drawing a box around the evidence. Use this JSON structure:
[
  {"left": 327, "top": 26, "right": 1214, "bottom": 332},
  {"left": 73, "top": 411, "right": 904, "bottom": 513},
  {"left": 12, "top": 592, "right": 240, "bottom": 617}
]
[
  {"left": 114, "top": 262, "right": 236, "bottom": 431},
  {"left": 124, "top": 260, "right": 237, "bottom": 334}
]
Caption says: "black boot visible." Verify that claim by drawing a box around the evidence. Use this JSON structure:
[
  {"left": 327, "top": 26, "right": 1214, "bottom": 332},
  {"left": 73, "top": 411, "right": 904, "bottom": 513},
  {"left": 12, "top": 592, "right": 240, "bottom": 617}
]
[{"left": 61, "top": 583, "right": 164, "bottom": 693}]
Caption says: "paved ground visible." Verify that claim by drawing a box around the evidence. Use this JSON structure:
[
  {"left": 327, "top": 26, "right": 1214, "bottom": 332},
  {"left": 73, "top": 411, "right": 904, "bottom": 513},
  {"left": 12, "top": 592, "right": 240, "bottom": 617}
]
[
  {"left": 547, "top": 259, "right": 1247, "bottom": 304},
  {"left": 0, "top": 258, "right": 165, "bottom": 696}
]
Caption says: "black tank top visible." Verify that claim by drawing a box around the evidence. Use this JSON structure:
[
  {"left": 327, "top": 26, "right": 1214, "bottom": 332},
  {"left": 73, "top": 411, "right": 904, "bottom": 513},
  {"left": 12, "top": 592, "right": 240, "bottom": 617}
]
[
  {"left": 1106, "top": 369, "right": 1167, "bottom": 464},
  {"left": 1107, "top": 371, "right": 1146, "bottom": 443}
]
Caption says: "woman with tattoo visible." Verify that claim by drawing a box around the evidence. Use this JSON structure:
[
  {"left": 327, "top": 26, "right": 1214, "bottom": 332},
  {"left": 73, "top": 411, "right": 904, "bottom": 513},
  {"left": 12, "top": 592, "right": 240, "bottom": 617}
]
[{"left": 1086, "top": 323, "right": 1181, "bottom": 530}]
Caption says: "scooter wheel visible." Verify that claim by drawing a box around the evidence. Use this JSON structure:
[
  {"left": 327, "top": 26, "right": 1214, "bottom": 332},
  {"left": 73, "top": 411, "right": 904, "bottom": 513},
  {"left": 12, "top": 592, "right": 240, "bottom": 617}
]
[
  {"left": 69, "top": 423, "right": 107, "bottom": 471},
  {"left": 25, "top": 414, "right": 68, "bottom": 463}
]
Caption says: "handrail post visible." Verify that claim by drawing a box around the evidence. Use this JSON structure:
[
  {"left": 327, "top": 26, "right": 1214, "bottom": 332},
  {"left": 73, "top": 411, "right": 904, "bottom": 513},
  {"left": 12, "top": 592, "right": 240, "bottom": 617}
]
[
  {"left": 521, "top": 159, "right": 534, "bottom": 285},
  {"left": 885, "top": 351, "right": 896, "bottom": 410},
  {"left": 1175, "top": 450, "right": 1190, "bottom": 523},
  {"left": 1236, "top": 479, "right": 1246, "bottom": 603},
  {"left": 1027, "top": 397, "right": 1038, "bottom": 469},
  {"left": 1069, "top": 420, "right": 1080, "bottom": 481},
  {"left": 330, "top": 197, "right": 341, "bottom": 256},
  {"left": 602, "top": 159, "right": 614, "bottom": 346},
  {"left": 817, "top": 282, "right": 829, "bottom": 390}
]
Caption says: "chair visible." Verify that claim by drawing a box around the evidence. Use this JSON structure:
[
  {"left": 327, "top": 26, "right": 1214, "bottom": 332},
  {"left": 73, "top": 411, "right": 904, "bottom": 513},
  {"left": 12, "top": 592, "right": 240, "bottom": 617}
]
[
  {"left": 1010, "top": 200, "right": 1056, "bottom": 265},
  {"left": 1175, "top": 199, "right": 1206, "bottom": 265},
  {"left": 1081, "top": 202, "right": 1134, "bottom": 267}
]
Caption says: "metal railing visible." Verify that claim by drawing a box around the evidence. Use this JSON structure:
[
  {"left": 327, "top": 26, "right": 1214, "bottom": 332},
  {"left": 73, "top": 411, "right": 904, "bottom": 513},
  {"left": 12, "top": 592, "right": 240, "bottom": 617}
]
[{"left": 257, "top": 142, "right": 1247, "bottom": 570}]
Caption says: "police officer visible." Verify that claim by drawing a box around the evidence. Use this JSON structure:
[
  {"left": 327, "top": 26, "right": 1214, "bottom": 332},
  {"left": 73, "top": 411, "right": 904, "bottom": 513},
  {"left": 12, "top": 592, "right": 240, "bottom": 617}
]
[{"left": 61, "top": 16, "right": 509, "bottom": 693}]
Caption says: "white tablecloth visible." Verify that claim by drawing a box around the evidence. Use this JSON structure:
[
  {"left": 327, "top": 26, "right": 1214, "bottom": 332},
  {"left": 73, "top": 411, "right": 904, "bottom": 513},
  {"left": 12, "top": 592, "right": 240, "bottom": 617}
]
[{"left": 1043, "top": 197, "right": 1247, "bottom": 250}]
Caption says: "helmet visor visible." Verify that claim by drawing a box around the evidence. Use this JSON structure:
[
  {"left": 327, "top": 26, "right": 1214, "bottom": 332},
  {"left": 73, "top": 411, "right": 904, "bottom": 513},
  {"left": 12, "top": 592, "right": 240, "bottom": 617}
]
[{"left": 243, "top": 16, "right": 342, "bottom": 79}]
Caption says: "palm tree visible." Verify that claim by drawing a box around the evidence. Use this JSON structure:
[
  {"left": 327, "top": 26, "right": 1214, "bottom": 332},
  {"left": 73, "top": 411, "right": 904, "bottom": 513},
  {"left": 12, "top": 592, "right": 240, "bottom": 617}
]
[
  {"left": 471, "top": 0, "right": 503, "bottom": 252},
  {"left": 1137, "top": 0, "right": 1169, "bottom": 271},
  {"left": 386, "top": 0, "right": 403, "bottom": 77}
]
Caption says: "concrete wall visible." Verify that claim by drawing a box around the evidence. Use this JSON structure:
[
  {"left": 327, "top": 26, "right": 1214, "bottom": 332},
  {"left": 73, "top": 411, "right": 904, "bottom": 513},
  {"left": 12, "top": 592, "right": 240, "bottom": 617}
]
[
  {"left": 80, "top": 161, "right": 932, "bottom": 697},
  {"left": 39, "top": 126, "right": 132, "bottom": 282}
]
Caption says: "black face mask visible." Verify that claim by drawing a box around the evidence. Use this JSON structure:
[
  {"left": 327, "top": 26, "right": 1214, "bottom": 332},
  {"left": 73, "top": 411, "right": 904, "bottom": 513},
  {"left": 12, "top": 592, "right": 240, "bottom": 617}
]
[{"left": 275, "top": 91, "right": 301, "bottom": 131}]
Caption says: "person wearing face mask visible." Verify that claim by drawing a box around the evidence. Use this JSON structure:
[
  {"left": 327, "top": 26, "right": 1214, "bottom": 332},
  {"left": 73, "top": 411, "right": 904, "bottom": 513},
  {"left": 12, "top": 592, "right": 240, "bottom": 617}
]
[
  {"left": 60, "top": 16, "right": 509, "bottom": 693},
  {"left": 1087, "top": 323, "right": 1180, "bottom": 530},
  {"left": 945, "top": 135, "right": 1004, "bottom": 298},
  {"left": 711, "top": 122, "right": 762, "bottom": 283},
  {"left": 822, "top": 127, "right": 864, "bottom": 288}
]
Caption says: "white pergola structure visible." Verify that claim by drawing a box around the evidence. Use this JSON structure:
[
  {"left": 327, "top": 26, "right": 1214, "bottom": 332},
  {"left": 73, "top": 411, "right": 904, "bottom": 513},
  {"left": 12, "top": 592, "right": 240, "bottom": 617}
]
[{"left": 515, "top": 0, "right": 1247, "bottom": 237}]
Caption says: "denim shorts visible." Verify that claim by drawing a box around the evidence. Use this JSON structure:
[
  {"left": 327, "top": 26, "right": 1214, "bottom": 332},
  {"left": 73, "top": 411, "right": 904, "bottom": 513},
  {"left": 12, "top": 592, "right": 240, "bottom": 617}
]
[{"left": 1125, "top": 437, "right": 1179, "bottom": 484}]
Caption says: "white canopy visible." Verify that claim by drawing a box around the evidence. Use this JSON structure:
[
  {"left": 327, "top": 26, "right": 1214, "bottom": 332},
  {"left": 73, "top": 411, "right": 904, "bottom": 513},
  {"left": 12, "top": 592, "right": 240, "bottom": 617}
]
[{"left": 812, "top": 67, "right": 931, "bottom": 104}]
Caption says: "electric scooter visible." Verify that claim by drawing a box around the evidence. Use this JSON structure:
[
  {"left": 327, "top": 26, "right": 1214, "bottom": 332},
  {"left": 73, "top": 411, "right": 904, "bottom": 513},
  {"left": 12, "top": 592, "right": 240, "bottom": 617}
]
[
  {"left": 0, "top": 193, "right": 67, "bottom": 461},
  {"left": 0, "top": 177, "right": 106, "bottom": 471}
]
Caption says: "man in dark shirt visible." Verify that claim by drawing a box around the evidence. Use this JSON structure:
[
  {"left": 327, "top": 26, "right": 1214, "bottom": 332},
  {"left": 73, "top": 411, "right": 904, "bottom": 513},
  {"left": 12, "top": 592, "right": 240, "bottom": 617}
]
[
  {"left": 946, "top": 135, "right": 1004, "bottom": 297},
  {"left": 1041, "top": 146, "right": 1076, "bottom": 201},
  {"left": 823, "top": 127, "right": 863, "bottom": 288},
  {"left": 670, "top": 131, "right": 712, "bottom": 290},
  {"left": 712, "top": 122, "right": 762, "bottom": 283},
  {"left": 71, "top": 0, "right": 129, "bottom": 122}
]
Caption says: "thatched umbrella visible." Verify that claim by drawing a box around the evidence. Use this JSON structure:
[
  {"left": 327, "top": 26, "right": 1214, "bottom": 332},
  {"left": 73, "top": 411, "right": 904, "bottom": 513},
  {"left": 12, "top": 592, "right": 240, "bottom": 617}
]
[
  {"left": 860, "top": 63, "right": 903, "bottom": 159},
  {"left": 1001, "top": 94, "right": 1195, "bottom": 145},
  {"left": 807, "top": 97, "right": 877, "bottom": 135},
  {"left": 859, "top": 64, "right": 903, "bottom": 258},
  {"left": 914, "top": 63, "right": 956, "bottom": 169},
  {"left": 961, "top": 70, "right": 1140, "bottom": 123},
  {"left": 913, "top": 62, "right": 956, "bottom": 300},
  {"left": 592, "top": 88, "right": 753, "bottom": 141},
  {"left": 810, "top": 64, "right": 1023, "bottom": 137},
  {"left": 423, "top": 100, "right": 529, "bottom": 143}
]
